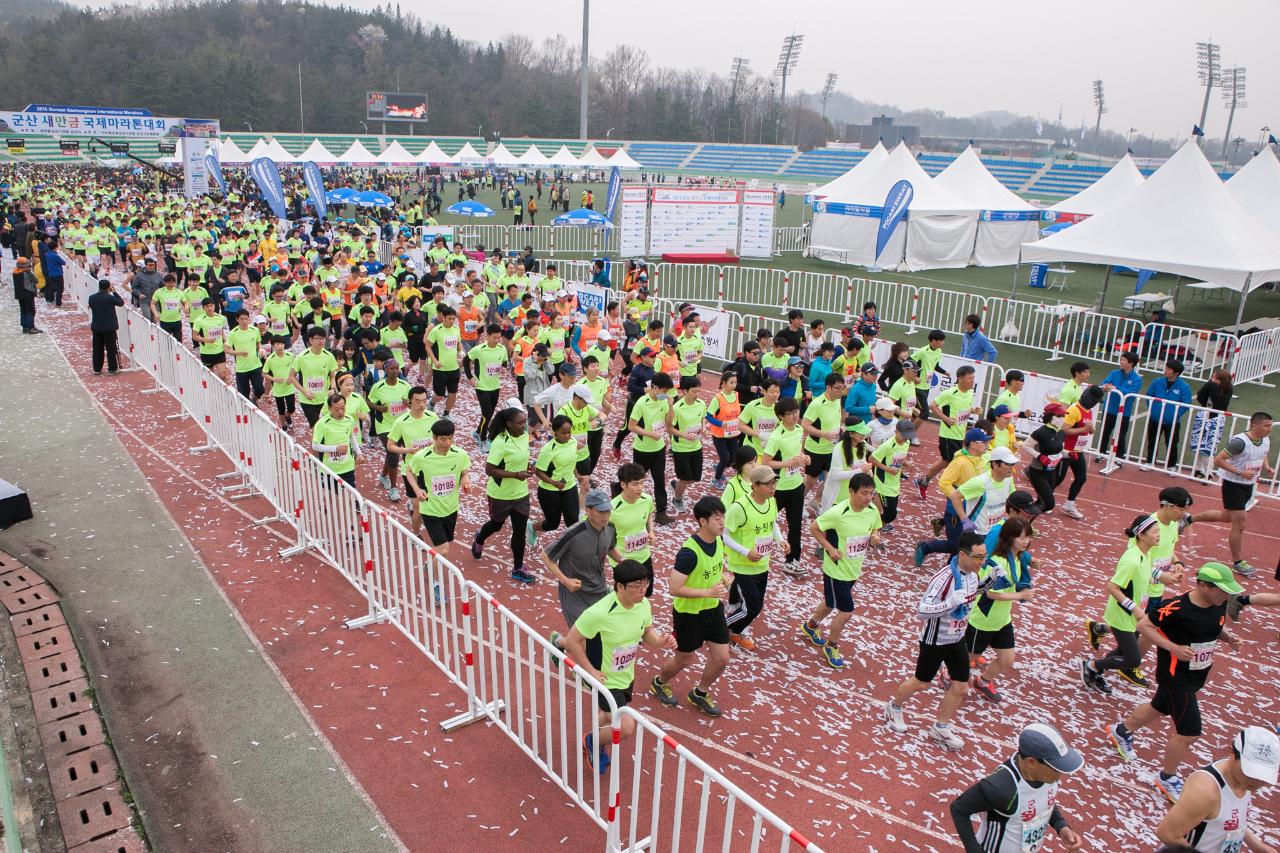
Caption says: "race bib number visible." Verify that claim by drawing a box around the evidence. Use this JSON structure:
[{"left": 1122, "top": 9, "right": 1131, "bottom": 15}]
[
  {"left": 551, "top": 338, "right": 565, "bottom": 352},
  {"left": 574, "top": 432, "right": 588, "bottom": 450},
  {"left": 891, "top": 453, "right": 908, "bottom": 468},
  {"left": 326, "top": 295, "right": 342, "bottom": 308},
  {"left": 1189, "top": 640, "right": 1217, "bottom": 671},
  {"left": 683, "top": 350, "right": 699, "bottom": 364},
  {"left": 270, "top": 320, "right": 287, "bottom": 334},
  {"left": 388, "top": 399, "right": 408, "bottom": 417},
  {"left": 1151, "top": 556, "right": 1172, "bottom": 583},
  {"left": 443, "top": 335, "right": 459, "bottom": 350},
  {"left": 411, "top": 437, "right": 432, "bottom": 451},
  {"left": 623, "top": 532, "right": 649, "bottom": 553},
  {"left": 844, "top": 535, "right": 870, "bottom": 561},
  {"left": 330, "top": 443, "right": 349, "bottom": 460},
  {"left": 723, "top": 419, "right": 740, "bottom": 437},
  {"left": 753, "top": 535, "right": 773, "bottom": 553},
  {"left": 1021, "top": 819, "right": 1049, "bottom": 853},
  {"left": 611, "top": 643, "right": 639, "bottom": 671},
  {"left": 305, "top": 377, "right": 325, "bottom": 396},
  {"left": 206, "top": 326, "right": 223, "bottom": 339},
  {"left": 1042, "top": 452, "right": 1063, "bottom": 470},
  {"left": 431, "top": 474, "right": 456, "bottom": 497},
  {"left": 163, "top": 299, "right": 181, "bottom": 312},
  {"left": 485, "top": 362, "right": 503, "bottom": 377}
]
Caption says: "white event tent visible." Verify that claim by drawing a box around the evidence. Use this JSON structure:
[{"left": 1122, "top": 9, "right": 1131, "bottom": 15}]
[
  {"left": 932, "top": 146, "right": 1041, "bottom": 266},
  {"left": 515, "top": 145, "right": 550, "bottom": 167},
  {"left": 258, "top": 138, "right": 295, "bottom": 163},
  {"left": 606, "top": 147, "right": 643, "bottom": 169},
  {"left": 1022, "top": 142, "right": 1280, "bottom": 323},
  {"left": 452, "top": 142, "right": 485, "bottom": 163},
  {"left": 808, "top": 142, "right": 888, "bottom": 201},
  {"left": 1047, "top": 154, "right": 1144, "bottom": 220},
  {"left": 547, "top": 145, "right": 581, "bottom": 167},
  {"left": 809, "top": 143, "right": 976, "bottom": 270},
  {"left": 217, "top": 138, "right": 249, "bottom": 164},
  {"left": 576, "top": 145, "right": 609, "bottom": 167},
  {"left": 415, "top": 141, "right": 454, "bottom": 164},
  {"left": 334, "top": 140, "right": 378, "bottom": 164},
  {"left": 1225, "top": 147, "right": 1280, "bottom": 237},
  {"left": 488, "top": 143, "right": 521, "bottom": 167},
  {"left": 296, "top": 139, "right": 338, "bottom": 165},
  {"left": 241, "top": 138, "right": 271, "bottom": 161},
  {"left": 376, "top": 141, "right": 416, "bottom": 165}
]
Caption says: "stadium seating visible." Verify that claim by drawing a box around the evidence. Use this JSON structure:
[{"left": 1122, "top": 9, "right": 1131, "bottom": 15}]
[
  {"left": 783, "top": 148, "right": 868, "bottom": 178},
  {"left": 626, "top": 142, "right": 698, "bottom": 170},
  {"left": 684, "top": 144, "right": 796, "bottom": 174},
  {"left": 1026, "top": 162, "right": 1112, "bottom": 195}
]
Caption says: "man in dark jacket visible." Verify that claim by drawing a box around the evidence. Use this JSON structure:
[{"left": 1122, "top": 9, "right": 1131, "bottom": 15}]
[
  {"left": 730, "top": 341, "right": 765, "bottom": 405},
  {"left": 11, "top": 256, "right": 39, "bottom": 334},
  {"left": 87, "top": 279, "right": 125, "bottom": 374}
]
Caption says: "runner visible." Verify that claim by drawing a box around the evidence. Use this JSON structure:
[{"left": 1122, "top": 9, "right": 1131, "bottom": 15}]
[
  {"left": 738, "top": 377, "right": 780, "bottom": 457},
  {"left": 543, "top": 488, "right": 621, "bottom": 658},
  {"left": 916, "top": 365, "right": 978, "bottom": 497},
  {"left": 628, "top": 371, "right": 675, "bottom": 525},
  {"left": 722, "top": 466, "right": 787, "bottom": 651},
  {"left": 816, "top": 417, "right": 872, "bottom": 515},
  {"left": 576, "top": 355, "right": 612, "bottom": 479},
  {"left": 722, "top": 445, "right": 760, "bottom": 509},
  {"left": 650, "top": 496, "right": 733, "bottom": 718},
  {"left": 465, "top": 324, "right": 508, "bottom": 449},
  {"left": 368, "top": 359, "right": 414, "bottom": 501},
  {"left": 262, "top": 335, "right": 297, "bottom": 429},
  {"left": 1154, "top": 726, "right": 1279, "bottom": 851},
  {"left": 1079, "top": 514, "right": 1160, "bottom": 697},
  {"left": 914, "top": 433, "right": 1007, "bottom": 566},
  {"left": 404, "top": 419, "right": 470, "bottom": 547},
  {"left": 609, "top": 463, "right": 657, "bottom": 596},
  {"left": 528, "top": 414, "right": 582, "bottom": 546},
  {"left": 883, "top": 530, "right": 990, "bottom": 751},
  {"left": 869, "top": 418, "right": 915, "bottom": 533},
  {"left": 1023, "top": 403, "right": 1069, "bottom": 513},
  {"left": 472, "top": 403, "right": 536, "bottom": 584},
  {"left": 1184, "top": 411, "right": 1274, "bottom": 577},
  {"left": 425, "top": 305, "right": 462, "bottom": 416},
  {"left": 668, "top": 376, "right": 707, "bottom": 514},
  {"left": 801, "top": 471, "right": 881, "bottom": 668},
  {"left": 949, "top": 723, "right": 1086, "bottom": 853},
  {"left": 706, "top": 371, "right": 742, "bottom": 491},
  {"left": 290, "top": 327, "right": 340, "bottom": 428},
  {"left": 1058, "top": 385, "right": 1106, "bottom": 520},
  {"left": 1109, "top": 564, "right": 1280, "bottom": 803},
  {"left": 560, "top": 559, "right": 676, "bottom": 773},
  {"left": 191, "top": 298, "right": 230, "bottom": 383},
  {"left": 311, "top": 393, "right": 360, "bottom": 488},
  {"left": 762, "top": 396, "right": 809, "bottom": 577},
  {"left": 224, "top": 309, "right": 264, "bottom": 401},
  {"left": 966, "top": 517, "right": 1035, "bottom": 703}
]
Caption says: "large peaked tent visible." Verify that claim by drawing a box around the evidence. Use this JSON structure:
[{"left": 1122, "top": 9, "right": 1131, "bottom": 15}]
[
  {"left": 297, "top": 139, "right": 338, "bottom": 165},
  {"left": 1225, "top": 147, "right": 1280, "bottom": 237},
  {"left": 218, "top": 138, "right": 249, "bottom": 164},
  {"left": 415, "top": 141, "right": 454, "bottom": 164},
  {"left": 576, "top": 146, "right": 609, "bottom": 167},
  {"left": 259, "top": 138, "right": 295, "bottom": 163},
  {"left": 808, "top": 142, "right": 888, "bottom": 200},
  {"left": 1022, "top": 142, "right": 1280, "bottom": 322},
  {"left": 453, "top": 142, "right": 485, "bottom": 163},
  {"left": 375, "top": 141, "right": 416, "bottom": 165},
  {"left": 606, "top": 147, "right": 643, "bottom": 169},
  {"left": 933, "top": 146, "right": 1040, "bottom": 266},
  {"left": 488, "top": 143, "right": 521, "bottom": 166},
  {"left": 809, "top": 143, "right": 976, "bottom": 270},
  {"left": 547, "top": 145, "right": 581, "bottom": 167},
  {"left": 515, "top": 145, "right": 550, "bottom": 167},
  {"left": 335, "top": 140, "right": 378, "bottom": 164},
  {"left": 1047, "top": 154, "right": 1144, "bottom": 220}
]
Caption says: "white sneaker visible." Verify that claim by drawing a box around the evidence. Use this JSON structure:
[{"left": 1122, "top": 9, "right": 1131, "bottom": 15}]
[
  {"left": 387, "top": 487, "right": 402, "bottom": 502},
  {"left": 929, "top": 723, "right": 965, "bottom": 751},
  {"left": 883, "top": 700, "right": 907, "bottom": 733},
  {"left": 1061, "top": 502, "right": 1084, "bottom": 520},
  {"left": 782, "top": 560, "right": 807, "bottom": 578},
  {"left": 378, "top": 474, "right": 392, "bottom": 490}
]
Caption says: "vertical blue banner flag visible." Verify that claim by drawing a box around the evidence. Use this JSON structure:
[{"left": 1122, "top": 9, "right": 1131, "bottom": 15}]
[
  {"left": 303, "top": 161, "right": 327, "bottom": 219},
  {"left": 875, "top": 179, "right": 913, "bottom": 261},
  {"left": 603, "top": 166, "right": 621, "bottom": 220},
  {"left": 204, "top": 150, "right": 226, "bottom": 193},
  {"left": 249, "top": 157, "right": 288, "bottom": 220}
]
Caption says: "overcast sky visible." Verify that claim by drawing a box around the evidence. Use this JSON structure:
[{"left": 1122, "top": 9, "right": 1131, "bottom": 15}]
[{"left": 67, "top": 0, "right": 1277, "bottom": 142}]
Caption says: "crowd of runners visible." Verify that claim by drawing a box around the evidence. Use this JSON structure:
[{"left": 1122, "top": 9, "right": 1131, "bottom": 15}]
[{"left": 4, "top": 165, "right": 1278, "bottom": 852}]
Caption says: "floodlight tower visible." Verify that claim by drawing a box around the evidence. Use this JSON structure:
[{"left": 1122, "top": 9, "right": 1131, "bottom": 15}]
[
  {"left": 773, "top": 34, "right": 804, "bottom": 144},
  {"left": 1219, "top": 66, "right": 1246, "bottom": 159},
  {"left": 820, "top": 72, "right": 839, "bottom": 126},
  {"left": 1195, "top": 40, "right": 1221, "bottom": 146},
  {"left": 727, "top": 57, "right": 748, "bottom": 141},
  {"left": 1091, "top": 79, "right": 1106, "bottom": 154},
  {"left": 578, "top": 0, "right": 590, "bottom": 139}
]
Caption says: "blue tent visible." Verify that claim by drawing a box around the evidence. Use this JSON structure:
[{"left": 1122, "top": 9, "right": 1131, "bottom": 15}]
[
  {"left": 447, "top": 200, "right": 495, "bottom": 218},
  {"left": 551, "top": 207, "right": 612, "bottom": 227},
  {"left": 325, "top": 187, "right": 358, "bottom": 203},
  {"left": 351, "top": 190, "right": 394, "bottom": 208}
]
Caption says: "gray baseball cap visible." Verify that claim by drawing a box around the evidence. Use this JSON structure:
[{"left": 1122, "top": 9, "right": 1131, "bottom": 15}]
[
  {"left": 1018, "top": 723, "right": 1083, "bottom": 773},
  {"left": 584, "top": 489, "right": 613, "bottom": 511}
]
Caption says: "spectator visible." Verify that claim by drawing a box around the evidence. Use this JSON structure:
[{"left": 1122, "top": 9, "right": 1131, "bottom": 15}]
[
  {"left": 959, "top": 313, "right": 998, "bottom": 363},
  {"left": 1189, "top": 368, "right": 1233, "bottom": 477},
  {"left": 87, "top": 278, "right": 125, "bottom": 374},
  {"left": 589, "top": 259, "right": 611, "bottom": 288},
  {"left": 11, "top": 256, "right": 40, "bottom": 334},
  {"left": 1097, "top": 351, "right": 1143, "bottom": 467},
  {"left": 1144, "top": 359, "right": 1193, "bottom": 468}
]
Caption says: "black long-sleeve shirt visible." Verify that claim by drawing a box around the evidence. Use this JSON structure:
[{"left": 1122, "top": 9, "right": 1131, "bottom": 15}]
[
  {"left": 626, "top": 362, "right": 656, "bottom": 398},
  {"left": 731, "top": 356, "right": 764, "bottom": 405},
  {"left": 949, "top": 762, "right": 1067, "bottom": 852},
  {"left": 87, "top": 291, "right": 124, "bottom": 332}
]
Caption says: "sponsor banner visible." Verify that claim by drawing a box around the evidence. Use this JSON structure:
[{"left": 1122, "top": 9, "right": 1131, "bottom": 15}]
[
  {"left": 980, "top": 210, "right": 1042, "bottom": 222},
  {"left": 249, "top": 156, "right": 287, "bottom": 218},
  {"left": 1, "top": 109, "right": 218, "bottom": 138},
  {"left": 926, "top": 353, "right": 995, "bottom": 409},
  {"left": 875, "top": 180, "right": 913, "bottom": 260},
  {"left": 573, "top": 281, "right": 609, "bottom": 318},
  {"left": 183, "top": 137, "right": 216, "bottom": 199},
  {"left": 303, "top": 161, "right": 327, "bottom": 219},
  {"left": 691, "top": 304, "right": 732, "bottom": 361},
  {"left": 814, "top": 200, "right": 881, "bottom": 217},
  {"left": 603, "top": 166, "right": 621, "bottom": 220}
]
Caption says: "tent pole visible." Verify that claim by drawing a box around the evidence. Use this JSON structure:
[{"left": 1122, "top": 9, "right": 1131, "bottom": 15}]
[
  {"left": 1234, "top": 273, "right": 1251, "bottom": 326},
  {"left": 1171, "top": 275, "right": 1182, "bottom": 308},
  {"left": 1095, "top": 265, "right": 1113, "bottom": 312},
  {"left": 1009, "top": 261, "right": 1021, "bottom": 299}
]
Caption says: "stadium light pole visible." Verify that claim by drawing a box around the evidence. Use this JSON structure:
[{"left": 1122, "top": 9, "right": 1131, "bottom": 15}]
[
  {"left": 773, "top": 34, "right": 804, "bottom": 145},
  {"left": 578, "top": 0, "right": 590, "bottom": 140},
  {"left": 820, "top": 72, "right": 839, "bottom": 138},
  {"left": 1195, "top": 40, "right": 1220, "bottom": 147},
  {"left": 1219, "top": 66, "right": 1246, "bottom": 159},
  {"left": 1090, "top": 79, "right": 1106, "bottom": 154},
  {"left": 727, "top": 57, "right": 749, "bottom": 143},
  {"left": 243, "top": 121, "right": 253, "bottom": 132}
]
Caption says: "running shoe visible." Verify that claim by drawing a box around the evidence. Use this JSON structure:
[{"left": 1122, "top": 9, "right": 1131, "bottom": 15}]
[
  {"left": 821, "top": 644, "right": 845, "bottom": 670},
  {"left": 1226, "top": 593, "right": 1245, "bottom": 622},
  {"left": 511, "top": 566, "right": 537, "bottom": 584},
  {"left": 471, "top": 539, "right": 483, "bottom": 560},
  {"left": 711, "top": 478, "right": 727, "bottom": 491},
  {"left": 729, "top": 633, "right": 756, "bottom": 651},
  {"left": 782, "top": 560, "right": 807, "bottom": 578},
  {"left": 913, "top": 541, "right": 927, "bottom": 567},
  {"left": 654, "top": 512, "right": 676, "bottom": 526},
  {"left": 687, "top": 689, "right": 723, "bottom": 718},
  {"left": 929, "top": 723, "right": 965, "bottom": 751},
  {"left": 1233, "top": 560, "right": 1258, "bottom": 578},
  {"left": 1060, "top": 502, "right": 1084, "bottom": 520},
  {"left": 1079, "top": 659, "right": 1104, "bottom": 693},
  {"left": 387, "top": 487, "right": 402, "bottom": 503},
  {"left": 882, "top": 700, "right": 908, "bottom": 733},
  {"left": 649, "top": 677, "right": 678, "bottom": 707},
  {"left": 971, "top": 676, "right": 1001, "bottom": 703},
  {"left": 1244, "top": 496, "right": 1258, "bottom": 512},
  {"left": 910, "top": 438, "right": 921, "bottom": 447},
  {"left": 1118, "top": 667, "right": 1149, "bottom": 688},
  {"left": 378, "top": 474, "right": 393, "bottom": 490},
  {"left": 583, "top": 733, "right": 610, "bottom": 774},
  {"left": 548, "top": 630, "right": 562, "bottom": 668},
  {"left": 1110, "top": 722, "right": 1137, "bottom": 762},
  {"left": 799, "top": 621, "right": 825, "bottom": 647},
  {"left": 671, "top": 496, "right": 686, "bottom": 514},
  {"left": 914, "top": 476, "right": 928, "bottom": 500},
  {"left": 1086, "top": 620, "right": 1106, "bottom": 651},
  {"left": 1155, "top": 774, "right": 1184, "bottom": 804},
  {"left": 881, "top": 523, "right": 895, "bottom": 534}
]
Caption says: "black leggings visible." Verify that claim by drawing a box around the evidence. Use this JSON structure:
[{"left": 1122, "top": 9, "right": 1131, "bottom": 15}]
[
  {"left": 727, "top": 572, "right": 769, "bottom": 634},
  {"left": 300, "top": 402, "right": 324, "bottom": 428},
  {"left": 1027, "top": 466, "right": 1058, "bottom": 512},
  {"left": 536, "top": 485, "right": 580, "bottom": 532},
  {"left": 632, "top": 447, "right": 668, "bottom": 514},
  {"left": 476, "top": 389, "right": 499, "bottom": 438},
  {"left": 475, "top": 498, "right": 530, "bottom": 571},
  {"left": 613, "top": 393, "right": 642, "bottom": 450},
  {"left": 1096, "top": 628, "right": 1140, "bottom": 673},
  {"left": 712, "top": 435, "right": 740, "bottom": 481},
  {"left": 1144, "top": 420, "right": 1183, "bottom": 468},
  {"left": 878, "top": 494, "right": 899, "bottom": 525},
  {"left": 1058, "top": 452, "right": 1088, "bottom": 501},
  {"left": 775, "top": 485, "right": 804, "bottom": 561},
  {"left": 1098, "top": 412, "right": 1132, "bottom": 458}
]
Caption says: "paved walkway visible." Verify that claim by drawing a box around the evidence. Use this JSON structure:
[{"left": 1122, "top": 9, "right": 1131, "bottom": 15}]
[{"left": 0, "top": 296, "right": 399, "bottom": 852}]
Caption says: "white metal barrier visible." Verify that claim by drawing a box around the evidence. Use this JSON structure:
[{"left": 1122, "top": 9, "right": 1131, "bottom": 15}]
[
  {"left": 60, "top": 262, "right": 824, "bottom": 852},
  {"left": 1133, "top": 321, "right": 1239, "bottom": 383},
  {"left": 772, "top": 225, "right": 809, "bottom": 254},
  {"left": 1232, "top": 326, "right": 1276, "bottom": 386}
]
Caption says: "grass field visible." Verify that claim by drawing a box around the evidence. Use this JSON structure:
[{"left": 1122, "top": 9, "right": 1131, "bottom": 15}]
[{"left": 430, "top": 180, "right": 1280, "bottom": 413}]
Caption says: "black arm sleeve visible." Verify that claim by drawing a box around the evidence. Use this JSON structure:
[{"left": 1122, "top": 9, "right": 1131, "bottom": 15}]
[
  {"left": 1048, "top": 806, "right": 1068, "bottom": 834},
  {"left": 949, "top": 770, "right": 1017, "bottom": 853},
  {"left": 672, "top": 547, "right": 697, "bottom": 577}
]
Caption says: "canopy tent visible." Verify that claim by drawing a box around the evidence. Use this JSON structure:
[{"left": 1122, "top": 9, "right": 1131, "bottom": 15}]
[
  {"left": 351, "top": 190, "right": 394, "bottom": 208},
  {"left": 415, "top": 141, "right": 454, "bottom": 164},
  {"left": 217, "top": 138, "right": 249, "bottom": 164},
  {"left": 447, "top": 200, "right": 495, "bottom": 218},
  {"left": 296, "top": 139, "right": 338, "bottom": 165},
  {"left": 1022, "top": 142, "right": 1280, "bottom": 323},
  {"left": 375, "top": 141, "right": 416, "bottom": 165},
  {"left": 1225, "top": 147, "right": 1280, "bottom": 238},
  {"left": 256, "top": 138, "right": 295, "bottom": 163},
  {"left": 933, "top": 146, "right": 1041, "bottom": 266},
  {"left": 334, "top": 140, "right": 379, "bottom": 164},
  {"left": 325, "top": 187, "right": 358, "bottom": 203},
  {"left": 606, "top": 147, "right": 643, "bottom": 169},
  {"left": 452, "top": 142, "right": 485, "bottom": 163},
  {"left": 488, "top": 143, "right": 521, "bottom": 166},
  {"left": 575, "top": 146, "right": 609, "bottom": 167},
  {"left": 809, "top": 143, "right": 976, "bottom": 270},
  {"left": 547, "top": 145, "right": 581, "bottom": 167},
  {"left": 241, "top": 138, "right": 271, "bottom": 161},
  {"left": 1046, "top": 154, "right": 1144, "bottom": 220},
  {"left": 515, "top": 145, "right": 551, "bottom": 167},
  {"left": 552, "top": 208, "right": 612, "bottom": 227},
  {"left": 807, "top": 141, "right": 889, "bottom": 201}
]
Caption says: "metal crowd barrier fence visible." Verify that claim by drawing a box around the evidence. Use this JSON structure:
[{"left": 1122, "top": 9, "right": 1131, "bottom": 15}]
[
  {"left": 1131, "top": 321, "right": 1239, "bottom": 383},
  {"left": 772, "top": 225, "right": 809, "bottom": 255},
  {"left": 1231, "top": 327, "right": 1276, "bottom": 386},
  {"left": 61, "top": 263, "right": 823, "bottom": 852},
  {"left": 451, "top": 224, "right": 619, "bottom": 256}
]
